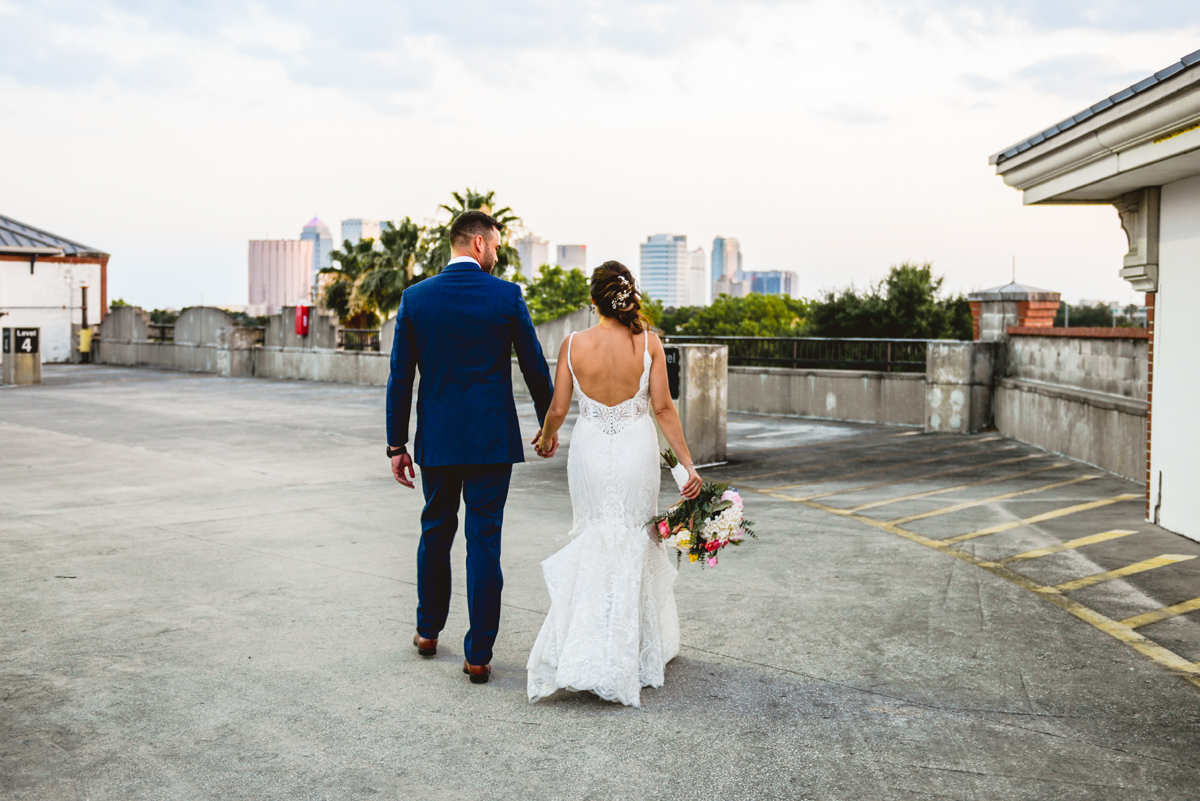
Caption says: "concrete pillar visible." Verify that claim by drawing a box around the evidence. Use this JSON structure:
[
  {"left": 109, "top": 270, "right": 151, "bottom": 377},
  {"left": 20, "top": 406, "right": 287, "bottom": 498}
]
[
  {"left": 660, "top": 343, "right": 727, "bottom": 464},
  {"left": 925, "top": 341, "right": 1002, "bottom": 433},
  {"left": 2, "top": 328, "right": 43, "bottom": 385},
  {"left": 968, "top": 282, "right": 1060, "bottom": 341}
]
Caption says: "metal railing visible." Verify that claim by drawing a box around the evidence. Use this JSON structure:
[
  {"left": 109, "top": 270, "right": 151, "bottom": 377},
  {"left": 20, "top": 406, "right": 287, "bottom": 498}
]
[
  {"left": 338, "top": 328, "right": 380, "bottom": 352},
  {"left": 662, "top": 336, "right": 931, "bottom": 373},
  {"left": 148, "top": 324, "right": 174, "bottom": 342}
]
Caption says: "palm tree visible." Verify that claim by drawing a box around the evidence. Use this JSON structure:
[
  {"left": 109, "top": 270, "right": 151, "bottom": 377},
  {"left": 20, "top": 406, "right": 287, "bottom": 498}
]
[
  {"left": 320, "top": 238, "right": 380, "bottom": 328},
  {"left": 353, "top": 217, "right": 422, "bottom": 320},
  {"left": 421, "top": 189, "right": 522, "bottom": 277}
]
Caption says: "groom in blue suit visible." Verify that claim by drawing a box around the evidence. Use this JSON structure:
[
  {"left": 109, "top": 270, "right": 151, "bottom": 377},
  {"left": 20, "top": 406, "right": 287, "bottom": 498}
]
[{"left": 386, "top": 210, "right": 555, "bottom": 684}]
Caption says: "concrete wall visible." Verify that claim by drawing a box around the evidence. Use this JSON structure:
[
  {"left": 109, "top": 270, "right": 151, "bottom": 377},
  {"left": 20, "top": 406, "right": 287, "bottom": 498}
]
[
  {"left": 926, "top": 341, "right": 1001, "bottom": 433},
  {"left": 535, "top": 307, "right": 593, "bottom": 361},
  {"left": 265, "top": 307, "right": 338, "bottom": 350},
  {"left": 995, "top": 334, "right": 1148, "bottom": 483},
  {"left": 996, "top": 378, "right": 1146, "bottom": 482},
  {"left": 98, "top": 306, "right": 257, "bottom": 377},
  {"left": 1153, "top": 174, "right": 1200, "bottom": 540},
  {"left": 728, "top": 366, "right": 925, "bottom": 426},
  {"left": 98, "top": 305, "right": 149, "bottom": 344},
  {"left": 1007, "top": 334, "right": 1146, "bottom": 399},
  {"left": 675, "top": 344, "right": 728, "bottom": 464},
  {"left": 254, "top": 348, "right": 389, "bottom": 385}
]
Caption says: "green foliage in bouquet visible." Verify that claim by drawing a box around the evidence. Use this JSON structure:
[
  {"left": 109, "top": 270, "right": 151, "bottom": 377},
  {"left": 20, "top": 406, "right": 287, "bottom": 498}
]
[{"left": 649, "top": 482, "right": 756, "bottom": 568}]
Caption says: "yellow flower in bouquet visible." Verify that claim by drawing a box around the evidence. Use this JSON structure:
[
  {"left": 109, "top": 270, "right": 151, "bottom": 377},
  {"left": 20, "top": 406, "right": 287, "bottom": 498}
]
[{"left": 689, "top": 553, "right": 699, "bottom": 563}]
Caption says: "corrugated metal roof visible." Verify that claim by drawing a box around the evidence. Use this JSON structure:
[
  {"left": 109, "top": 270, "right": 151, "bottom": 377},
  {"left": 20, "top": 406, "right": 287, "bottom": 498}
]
[
  {"left": 0, "top": 213, "right": 108, "bottom": 257},
  {"left": 990, "top": 48, "right": 1200, "bottom": 166}
]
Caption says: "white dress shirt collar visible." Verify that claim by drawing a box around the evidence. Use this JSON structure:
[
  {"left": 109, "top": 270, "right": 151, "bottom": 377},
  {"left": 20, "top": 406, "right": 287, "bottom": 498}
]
[{"left": 447, "top": 255, "right": 481, "bottom": 268}]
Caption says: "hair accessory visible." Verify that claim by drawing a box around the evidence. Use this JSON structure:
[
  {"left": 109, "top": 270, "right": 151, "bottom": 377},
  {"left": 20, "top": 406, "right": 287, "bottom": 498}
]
[{"left": 612, "top": 282, "right": 634, "bottom": 311}]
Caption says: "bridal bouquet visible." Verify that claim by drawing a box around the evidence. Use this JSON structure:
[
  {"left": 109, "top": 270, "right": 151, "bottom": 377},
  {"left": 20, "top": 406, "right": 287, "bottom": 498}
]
[{"left": 651, "top": 450, "right": 755, "bottom": 567}]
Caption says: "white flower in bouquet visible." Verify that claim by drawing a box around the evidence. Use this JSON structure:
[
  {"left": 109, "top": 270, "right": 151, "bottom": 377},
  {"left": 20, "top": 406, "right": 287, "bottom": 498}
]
[{"left": 703, "top": 504, "right": 743, "bottom": 544}]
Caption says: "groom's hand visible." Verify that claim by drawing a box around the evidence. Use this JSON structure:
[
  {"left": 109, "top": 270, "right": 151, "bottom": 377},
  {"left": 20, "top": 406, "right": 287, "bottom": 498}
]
[
  {"left": 531, "top": 429, "right": 559, "bottom": 459},
  {"left": 391, "top": 453, "right": 416, "bottom": 488}
]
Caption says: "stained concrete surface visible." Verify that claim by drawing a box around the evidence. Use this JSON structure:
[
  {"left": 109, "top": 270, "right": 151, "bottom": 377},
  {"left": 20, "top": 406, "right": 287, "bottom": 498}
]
[{"left": 2, "top": 365, "right": 1200, "bottom": 800}]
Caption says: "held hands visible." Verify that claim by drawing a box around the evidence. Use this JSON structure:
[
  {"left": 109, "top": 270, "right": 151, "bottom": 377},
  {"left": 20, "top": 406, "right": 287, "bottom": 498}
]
[
  {"left": 532, "top": 429, "right": 559, "bottom": 459},
  {"left": 391, "top": 453, "right": 416, "bottom": 488},
  {"left": 680, "top": 465, "right": 702, "bottom": 500}
]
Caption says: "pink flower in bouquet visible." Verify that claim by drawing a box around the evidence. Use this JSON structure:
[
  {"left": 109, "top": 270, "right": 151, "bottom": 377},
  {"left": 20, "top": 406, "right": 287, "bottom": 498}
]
[
  {"left": 731, "top": 527, "right": 745, "bottom": 542},
  {"left": 656, "top": 520, "right": 669, "bottom": 538},
  {"left": 706, "top": 556, "right": 718, "bottom": 567},
  {"left": 720, "top": 489, "right": 743, "bottom": 509}
]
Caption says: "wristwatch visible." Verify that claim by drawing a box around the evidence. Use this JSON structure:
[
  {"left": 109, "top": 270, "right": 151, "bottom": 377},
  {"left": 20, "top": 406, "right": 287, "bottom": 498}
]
[{"left": 386, "top": 445, "right": 407, "bottom": 458}]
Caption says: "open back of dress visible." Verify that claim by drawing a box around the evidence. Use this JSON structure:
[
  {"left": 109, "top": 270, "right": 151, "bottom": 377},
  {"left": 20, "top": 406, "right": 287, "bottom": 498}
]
[{"left": 526, "top": 332, "right": 680, "bottom": 707}]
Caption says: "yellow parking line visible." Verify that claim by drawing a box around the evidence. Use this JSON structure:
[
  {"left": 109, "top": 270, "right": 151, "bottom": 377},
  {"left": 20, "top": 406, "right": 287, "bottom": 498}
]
[
  {"left": 998, "top": 530, "right": 1138, "bottom": 564},
  {"left": 753, "top": 487, "right": 1200, "bottom": 686},
  {"left": 884, "top": 475, "right": 1099, "bottom": 526},
  {"left": 942, "top": 494, "right": 1141, "bottom": 544},
  {"left": 1053, "top": 555, "right": 1197, "bottom": 593},
  {"left": 764, "top": 448, "right": 1027, "bottom": 495},
  {"left": 1122, "top": 597, "right": 1200, "bottom": 629},
  {"left": 844, "top": 461, "right": 1064, "bottom": 513}
]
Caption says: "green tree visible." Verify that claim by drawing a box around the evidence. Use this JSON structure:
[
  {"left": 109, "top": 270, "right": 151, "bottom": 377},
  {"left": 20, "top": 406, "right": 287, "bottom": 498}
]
[
  {"left": 1053, "top": 302, "right": 1143, "bottom": 328},
  {"left": 352, "top": 217, "right": 423, "bottom": 321},
  {"left": 519, "top": 265, "right": 591, "bottom": 325},
  {"left": 676, "top": 293, "right": 809, "bottom": 337},
  {"left": 421, "top": 189, "right": 522, "bottom": 277},
  {"left": 321, "top": 237, "right": 382, "bottom": 328},
  {"left": 807, "top": 263, "right": 971, "bottom": 340}
]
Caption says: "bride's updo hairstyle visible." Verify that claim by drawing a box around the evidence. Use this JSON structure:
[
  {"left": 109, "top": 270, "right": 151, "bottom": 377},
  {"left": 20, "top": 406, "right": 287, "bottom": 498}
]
[{"left": 591, "top": 261, "right": 651, "bottom": 334}]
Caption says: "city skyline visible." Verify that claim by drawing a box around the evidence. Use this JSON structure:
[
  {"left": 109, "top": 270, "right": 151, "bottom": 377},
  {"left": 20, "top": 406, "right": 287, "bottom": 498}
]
[{"left": 6, "top": 3, "right": 1197, "bottom": 310}]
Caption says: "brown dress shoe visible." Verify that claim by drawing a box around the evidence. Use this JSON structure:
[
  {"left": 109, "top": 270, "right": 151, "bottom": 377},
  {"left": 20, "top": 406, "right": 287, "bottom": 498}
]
[
  {"left": 462, "top": 660, "right": 491, "bottom": 684},
  {"left": 413, "top": 633, "right": 438, "bottom": 657}
]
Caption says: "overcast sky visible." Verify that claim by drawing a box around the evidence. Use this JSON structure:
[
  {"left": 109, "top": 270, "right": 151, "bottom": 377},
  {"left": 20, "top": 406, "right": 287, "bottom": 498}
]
[{"left": 4, "top": 1, "right": 1199, "bottom": 308}]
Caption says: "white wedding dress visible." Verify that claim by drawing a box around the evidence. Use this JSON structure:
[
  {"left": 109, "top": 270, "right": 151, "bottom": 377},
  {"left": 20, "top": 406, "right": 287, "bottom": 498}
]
[{"left": 526, "top": 332, "right": 680, "bottom": 707}]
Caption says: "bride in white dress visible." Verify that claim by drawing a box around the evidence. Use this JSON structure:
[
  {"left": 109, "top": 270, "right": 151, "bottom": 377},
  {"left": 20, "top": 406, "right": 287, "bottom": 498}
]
[{"left": 528, "top": 261, "right": 702, "bottom": 707}]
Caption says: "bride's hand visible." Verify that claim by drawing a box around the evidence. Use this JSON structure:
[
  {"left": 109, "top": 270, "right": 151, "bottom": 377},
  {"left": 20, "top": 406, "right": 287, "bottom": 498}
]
[{"left": 681, "top": 466, "right": 702, "bottom": 499}]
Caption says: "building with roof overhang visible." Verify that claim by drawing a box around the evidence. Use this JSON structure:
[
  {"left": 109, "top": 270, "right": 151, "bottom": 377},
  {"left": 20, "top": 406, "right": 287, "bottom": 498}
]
[
  {"left": 990, "top": 47, "right": 1200, "bottom": 541},
  {"left": 0, "top": 214, "right": 109, "bottom": 364}
]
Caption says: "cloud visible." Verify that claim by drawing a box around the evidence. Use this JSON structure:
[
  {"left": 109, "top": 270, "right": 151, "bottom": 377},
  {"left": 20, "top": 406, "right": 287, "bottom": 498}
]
[
  {"left": 908, "top": 0, "right": 1200, "bottom": 33},
  {"left": 960, "top": 73, "right": 1001, "bottom": 92},
  {"left": 1014, "top": 54, "right": 1145, "bottom": 100},
  {"left": 0, "top": 0, "right": 783, "bottom": 98},
  {"left": 820, "top": 103, "right": 887, "bottom": 126}
]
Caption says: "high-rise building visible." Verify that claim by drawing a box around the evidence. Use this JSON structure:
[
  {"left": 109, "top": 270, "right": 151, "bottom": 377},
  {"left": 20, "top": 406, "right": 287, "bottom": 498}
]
[
  {"left": 640, "top": 234, "right": 689, "bottom": 307},
  {"left": 711, "top": 236, "right": 741, "bottom": 280},
  {"left": 300, "top": 217, "right": 334, "bottom": 300},
  {"left": 249, "top": 239, "right": 314, "bottom": 315},
  {"left": 341, "top": 219, "right": 382, "bottom": 246},
  {"left": 711, "top": 236, "right": 742, "bottom": 298},
  {"left": 516, "top": 234, "right": 550, "bottom": 280},
  {"left": 688, "top": 247, "right": 709, "bottom": 306},
  {"left": 556, "top": 244, "right": 587, "bottom": 272},
  {"left": 749, "top": 270, "right": 800, "bottom": 297}
]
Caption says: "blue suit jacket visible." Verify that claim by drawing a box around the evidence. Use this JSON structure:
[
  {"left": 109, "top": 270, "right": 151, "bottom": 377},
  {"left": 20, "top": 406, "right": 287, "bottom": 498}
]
[{"left": 385, "top": 260, "right": 554, "bottom": 467}]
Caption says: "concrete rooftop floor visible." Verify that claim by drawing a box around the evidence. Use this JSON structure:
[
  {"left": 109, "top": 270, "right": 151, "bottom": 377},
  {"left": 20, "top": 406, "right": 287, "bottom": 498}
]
[{"left": 3, "top": 365, "right": 1200, "bottom": 801}]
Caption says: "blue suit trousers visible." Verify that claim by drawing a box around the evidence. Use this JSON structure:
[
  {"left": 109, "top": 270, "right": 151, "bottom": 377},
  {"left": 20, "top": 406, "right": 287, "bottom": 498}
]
[{"left": 416, "top": 464, "right": 512, "bottom": 666}]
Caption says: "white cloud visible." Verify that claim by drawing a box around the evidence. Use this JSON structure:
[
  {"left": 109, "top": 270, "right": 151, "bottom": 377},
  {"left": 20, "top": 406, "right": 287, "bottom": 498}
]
[{"left": 1, "top": 0, "right": 1196, "bottom": 309}]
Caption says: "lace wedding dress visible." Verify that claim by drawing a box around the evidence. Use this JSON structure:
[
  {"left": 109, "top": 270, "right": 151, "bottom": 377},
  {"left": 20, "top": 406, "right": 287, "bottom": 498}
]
[{"left": 526, "top": 332, "right": 680, "bottom": 707}]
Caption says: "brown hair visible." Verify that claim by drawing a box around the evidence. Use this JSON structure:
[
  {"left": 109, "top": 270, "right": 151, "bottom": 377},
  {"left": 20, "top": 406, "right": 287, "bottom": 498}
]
[
  {"left": 591, "top": 261, "right": 651, "bottom": 334},
  {"left": 449, "top": 210, "right": 502, "bottom": 248}
]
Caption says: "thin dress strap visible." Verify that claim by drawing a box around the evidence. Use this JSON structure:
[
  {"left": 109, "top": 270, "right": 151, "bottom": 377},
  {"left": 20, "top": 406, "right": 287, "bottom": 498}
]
[
  {"left": 640, "top": 331, "right": 651, "bottom": 383},
  {"left": 567, "top": 332, "right": 579, "bottom": 383}
]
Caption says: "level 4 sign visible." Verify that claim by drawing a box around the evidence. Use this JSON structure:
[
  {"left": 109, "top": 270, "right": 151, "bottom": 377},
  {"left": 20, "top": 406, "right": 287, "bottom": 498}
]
[{"left": 14, "top": 329, "right": 38, "bottom": 354}]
